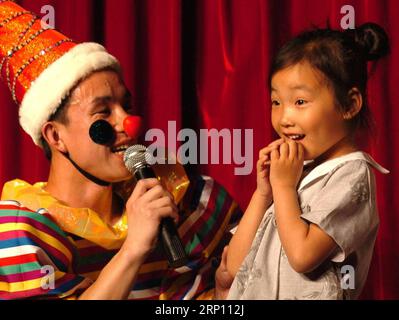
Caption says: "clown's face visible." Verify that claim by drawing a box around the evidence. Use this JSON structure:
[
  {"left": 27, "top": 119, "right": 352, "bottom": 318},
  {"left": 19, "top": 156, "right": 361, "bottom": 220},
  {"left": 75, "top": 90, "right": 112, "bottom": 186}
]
[{"left": 57, "top": 70, "right": 137, "bottom": 182}]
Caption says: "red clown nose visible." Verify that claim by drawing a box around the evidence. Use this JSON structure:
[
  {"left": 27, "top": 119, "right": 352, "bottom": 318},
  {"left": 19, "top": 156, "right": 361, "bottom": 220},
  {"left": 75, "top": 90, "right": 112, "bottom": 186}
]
[{"left": 123, "top": 115, "right": 143, "bottom": 139}]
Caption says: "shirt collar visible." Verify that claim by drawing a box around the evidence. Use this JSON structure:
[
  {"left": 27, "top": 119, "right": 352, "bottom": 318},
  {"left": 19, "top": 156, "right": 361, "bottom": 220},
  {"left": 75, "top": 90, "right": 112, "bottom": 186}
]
[{"left": 298, "top": 151, "right": 389, "bottom": 191}]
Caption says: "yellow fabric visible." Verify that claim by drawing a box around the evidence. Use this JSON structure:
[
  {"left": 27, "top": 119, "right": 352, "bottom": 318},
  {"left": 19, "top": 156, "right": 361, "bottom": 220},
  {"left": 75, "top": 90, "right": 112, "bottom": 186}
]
[
  {"left": 0, "top": 150, "right": 190, "bottom": 249},
  {"left": 0, "top": 161, "right": 190, "bottom": 250},
  {"left": 1, "top": 179, "right": 127, "bottom": 250}
]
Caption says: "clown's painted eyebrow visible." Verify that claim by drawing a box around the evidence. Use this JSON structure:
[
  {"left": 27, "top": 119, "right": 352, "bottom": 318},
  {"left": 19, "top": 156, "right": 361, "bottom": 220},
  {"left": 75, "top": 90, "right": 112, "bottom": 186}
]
[{"left": 90, "top": 90, "right": 132, "bottom": 108}]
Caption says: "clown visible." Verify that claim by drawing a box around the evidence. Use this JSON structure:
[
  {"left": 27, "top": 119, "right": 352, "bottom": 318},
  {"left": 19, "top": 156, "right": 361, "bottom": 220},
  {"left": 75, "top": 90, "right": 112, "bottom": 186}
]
[{"left": 0, "top": 1, "right": 240, "bottom": 299}]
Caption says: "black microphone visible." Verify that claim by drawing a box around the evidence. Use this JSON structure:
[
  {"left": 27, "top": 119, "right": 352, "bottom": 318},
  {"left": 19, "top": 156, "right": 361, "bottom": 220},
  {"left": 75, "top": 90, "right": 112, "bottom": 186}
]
[{"left": 123, "top": 144, "right": 188, "bottom": 268}]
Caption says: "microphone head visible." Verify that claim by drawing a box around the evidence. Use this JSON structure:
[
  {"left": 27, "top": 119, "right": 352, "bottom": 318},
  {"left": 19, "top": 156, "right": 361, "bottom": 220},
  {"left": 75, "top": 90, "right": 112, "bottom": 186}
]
[{"left": 123, "top": 144, "right": 154, "bottom": 174}]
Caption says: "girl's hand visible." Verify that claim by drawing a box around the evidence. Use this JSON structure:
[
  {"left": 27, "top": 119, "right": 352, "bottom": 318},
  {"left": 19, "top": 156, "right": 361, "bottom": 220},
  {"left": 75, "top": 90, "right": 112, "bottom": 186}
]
[
  {"left": 270, "top": 139, "right": 304, "bottom": 190},
  {"left": 256, "top": 138, "right": 285, "bottom": 198}
]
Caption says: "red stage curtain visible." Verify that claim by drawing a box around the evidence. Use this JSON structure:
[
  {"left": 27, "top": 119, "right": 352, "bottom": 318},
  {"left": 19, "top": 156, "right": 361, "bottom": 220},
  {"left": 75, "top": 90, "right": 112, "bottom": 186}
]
[{"left": 0, "top": 0, "right": 398, "bottom": 299}]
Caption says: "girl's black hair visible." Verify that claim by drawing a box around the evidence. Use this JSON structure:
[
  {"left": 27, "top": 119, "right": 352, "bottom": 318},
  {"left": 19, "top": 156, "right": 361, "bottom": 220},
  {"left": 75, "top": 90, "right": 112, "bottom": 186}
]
[{"left": 269, "top": 22, "right": 390, "bottom": 133}]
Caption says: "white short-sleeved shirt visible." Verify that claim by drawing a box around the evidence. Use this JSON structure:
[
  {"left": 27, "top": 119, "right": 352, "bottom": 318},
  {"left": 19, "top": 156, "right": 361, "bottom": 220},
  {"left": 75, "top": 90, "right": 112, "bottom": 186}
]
[{"left": 227, "top": 151, "right": 389, "bottom": 300}]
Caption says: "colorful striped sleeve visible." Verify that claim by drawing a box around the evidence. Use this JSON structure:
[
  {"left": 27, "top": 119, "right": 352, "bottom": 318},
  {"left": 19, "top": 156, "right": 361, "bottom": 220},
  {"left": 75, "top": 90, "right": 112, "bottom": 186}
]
[
  {"left": 0, "top": 200, "right": 91, "bottom": 300},
  {"left": 154, "top": 175, "right": 242, "bottom": 300}
]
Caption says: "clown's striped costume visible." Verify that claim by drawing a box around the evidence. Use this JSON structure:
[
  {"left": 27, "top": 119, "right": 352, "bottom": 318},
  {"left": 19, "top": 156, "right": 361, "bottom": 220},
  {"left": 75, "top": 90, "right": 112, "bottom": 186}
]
[{"left": 0, "top": 176, "right": 241, "bottom": 299}]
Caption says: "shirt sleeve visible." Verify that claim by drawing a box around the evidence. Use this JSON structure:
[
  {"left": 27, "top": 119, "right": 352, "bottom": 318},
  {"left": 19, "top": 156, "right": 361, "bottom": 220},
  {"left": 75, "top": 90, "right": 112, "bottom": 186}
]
[
  {"left": 300, "top": 160, "right": 379, "bottom": 263},
  {"left": 0, "top": 201, "right": 92, "bottom": 300},
  {"left": 164, "top": 175, "right": 242, "bottom": 299}
]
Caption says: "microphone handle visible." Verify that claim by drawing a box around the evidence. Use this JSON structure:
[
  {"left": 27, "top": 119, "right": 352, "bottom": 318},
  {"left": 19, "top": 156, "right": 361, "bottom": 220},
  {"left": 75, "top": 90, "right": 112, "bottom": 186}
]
[
  {"left": 134, "top": 165, "right": 188, "bottom": 268},
  {"left": 134, "top": 166, "right": 157, "bottom": 180}
]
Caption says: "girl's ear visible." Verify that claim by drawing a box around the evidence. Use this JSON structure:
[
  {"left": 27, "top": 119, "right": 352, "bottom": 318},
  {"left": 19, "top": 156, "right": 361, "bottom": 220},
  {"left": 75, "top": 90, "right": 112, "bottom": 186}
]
[
  {"left": 343, "top": 87, "right": 363, "bottom": 120},
  {"left": 41, "top": 122, "right": 68, "bottom": 154}
]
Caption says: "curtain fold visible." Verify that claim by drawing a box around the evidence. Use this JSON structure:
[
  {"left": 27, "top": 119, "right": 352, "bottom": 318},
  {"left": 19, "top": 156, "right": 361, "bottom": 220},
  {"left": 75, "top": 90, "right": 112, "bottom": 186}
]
[{"left": 1, "top": 0, "right": 397, "bottom": 299}]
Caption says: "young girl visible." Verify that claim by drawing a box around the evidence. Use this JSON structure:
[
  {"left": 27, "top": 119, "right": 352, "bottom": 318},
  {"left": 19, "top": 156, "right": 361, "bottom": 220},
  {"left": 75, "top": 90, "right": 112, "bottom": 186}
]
[{"left": 225, "top": 23, "right": 390, "bottom": 300}]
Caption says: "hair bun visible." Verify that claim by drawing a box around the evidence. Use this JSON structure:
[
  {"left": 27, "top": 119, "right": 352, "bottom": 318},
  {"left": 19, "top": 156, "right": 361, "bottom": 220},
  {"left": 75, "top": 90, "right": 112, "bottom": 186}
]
[{"left": 354, "top": 22, "right": 390, "bottom": 61}]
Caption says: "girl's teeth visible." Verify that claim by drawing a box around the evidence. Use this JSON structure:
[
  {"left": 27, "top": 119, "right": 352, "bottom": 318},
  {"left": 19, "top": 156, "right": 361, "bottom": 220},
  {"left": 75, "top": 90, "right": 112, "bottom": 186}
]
[{"left": 287, "top": 135, "right": 304, "bottom": 140}]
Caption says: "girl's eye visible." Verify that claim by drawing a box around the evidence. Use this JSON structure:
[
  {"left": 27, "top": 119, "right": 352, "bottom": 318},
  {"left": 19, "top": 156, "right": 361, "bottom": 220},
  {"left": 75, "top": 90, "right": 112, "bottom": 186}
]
[
  {"left": 271, "top": 100, "right": 280, "bottom": 107},
  {"left": 295, "top": 99, "right": 307, "bottom": 106}
]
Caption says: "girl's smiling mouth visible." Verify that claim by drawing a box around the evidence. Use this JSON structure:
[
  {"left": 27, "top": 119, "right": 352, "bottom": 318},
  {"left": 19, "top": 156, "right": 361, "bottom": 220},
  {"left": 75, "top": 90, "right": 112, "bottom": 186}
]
[{"left": 284, "top": 133, "right": 306, "bottom": 141}]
